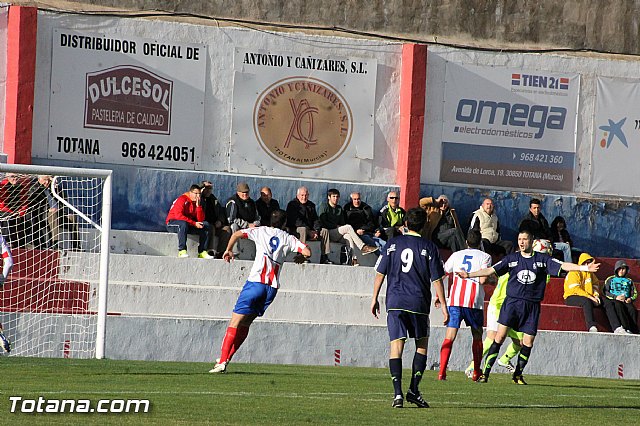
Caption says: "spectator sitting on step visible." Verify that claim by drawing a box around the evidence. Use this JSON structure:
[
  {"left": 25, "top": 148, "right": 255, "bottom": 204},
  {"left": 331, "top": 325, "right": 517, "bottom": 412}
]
[
  {"left": 200, "top": 180, "right": 231, "bottom": 258},
  {"left": 166, "top": 184, "right": 212, "bottom": 259},
  {"left": 319, "top": 188, "right": 378, "bottom": 265},
  {"left": 563, "top": 253, "right": 617, "bottom": 332},
  {"left": 418, "top": 196, "right": 441, "bottom": 241},
  {"left": 226, "top": 183, "right": 261, "bottom": 233},
  {"left": 603, "top": 261, "right": 638, "bottom": 334},
  {"left": 379, "top": 191, "right": 405, "bottom": 240},
  {"left": 256, "top": 186, "right": 280, "bottom": 227},
  {"left": 343, "top": 191, "right": 385, "bottom": 250},
  {"left": 226, "top": 182, "right": 261, "bottom": 255},
  {"left": 519, "top": 198, "right": 552, "bottom": 241},
  {"left": 285, "top": 186, "right": 322, "bottom": 248},
  {"left": 550, "top": 216, "right": 573, "bottom": 263},
  {"left": 469, "top": 197, "right": 513, "bottom": 258},
  {"left": 431, "top": 195, "right": 466, "bottom": 252}
]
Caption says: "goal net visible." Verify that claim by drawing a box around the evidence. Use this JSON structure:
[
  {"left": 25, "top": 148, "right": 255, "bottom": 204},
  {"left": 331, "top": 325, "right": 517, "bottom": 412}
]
[{"left": 0, "top": 164, "right": 111, "bottom": 359}]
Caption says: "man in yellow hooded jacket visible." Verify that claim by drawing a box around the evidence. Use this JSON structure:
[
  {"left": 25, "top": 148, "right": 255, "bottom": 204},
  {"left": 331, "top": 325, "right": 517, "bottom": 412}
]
[{"left": 563, "top": 253, "right": 621, "bottom": 333}]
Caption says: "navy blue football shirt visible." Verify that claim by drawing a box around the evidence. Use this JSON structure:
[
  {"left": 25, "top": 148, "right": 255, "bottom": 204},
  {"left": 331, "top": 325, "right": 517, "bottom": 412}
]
[
  {"left": 492, "top": 251, "right": 562, "bottom": 302},
  {"left": 375, "top": 232, "right": 445, "bottom": 314}
]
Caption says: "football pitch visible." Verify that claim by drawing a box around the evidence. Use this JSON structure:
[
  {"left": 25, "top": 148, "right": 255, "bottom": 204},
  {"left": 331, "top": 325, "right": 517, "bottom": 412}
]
[{"left": 1, "top": 357, "right": 638, "bottom": 425}]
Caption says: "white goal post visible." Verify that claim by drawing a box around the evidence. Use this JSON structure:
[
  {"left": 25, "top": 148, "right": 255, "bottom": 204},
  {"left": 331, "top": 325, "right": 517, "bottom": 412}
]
[{"left": 0, "top": 163, "right": 111, "bottom": 359}]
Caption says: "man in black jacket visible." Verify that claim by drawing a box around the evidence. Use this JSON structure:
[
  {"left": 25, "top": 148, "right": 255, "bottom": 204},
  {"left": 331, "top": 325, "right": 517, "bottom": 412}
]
[
  {"left": 344, "top": 192, "right": 385, "bottom": 250},
  {"left": 519, "top": 198, "right": 552, "bottom": 240},
  {"left": 256, "top": 186, "right": 280, "bottom": 227},
  {"left": 285, "top": 186, "right": 321, "bottom": 244},
  {"left": 201, "top": 180, "right": 231, "bottom": 257}
]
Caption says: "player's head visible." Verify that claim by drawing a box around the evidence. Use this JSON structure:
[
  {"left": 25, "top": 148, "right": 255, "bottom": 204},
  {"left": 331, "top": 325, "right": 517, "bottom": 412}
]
[
  {"left": 466, "top": 229, "right": 482, "bottom": 249},
  {"left": 270, "top": 209, "right": 287, "bottom": 229},
  {"left": 517, "top": 230, "right": 534, "bottom": 253},
  {"left": 405, "top": 207, "right": 426, "bottom": 232}
]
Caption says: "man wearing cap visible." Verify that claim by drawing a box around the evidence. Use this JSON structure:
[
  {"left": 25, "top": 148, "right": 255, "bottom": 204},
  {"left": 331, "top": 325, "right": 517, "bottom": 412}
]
[{"left": 226, "top": 182, "right": 261, "bottom": 233}]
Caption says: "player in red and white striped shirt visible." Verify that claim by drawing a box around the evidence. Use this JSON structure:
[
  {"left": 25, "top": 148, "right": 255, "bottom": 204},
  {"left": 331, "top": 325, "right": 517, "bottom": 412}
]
[
  {"left": 209, "top": 209, "right": 311, "bottom": 373},
  {"left": 438, "top": 230, "right": 492, "bottom": 381}
]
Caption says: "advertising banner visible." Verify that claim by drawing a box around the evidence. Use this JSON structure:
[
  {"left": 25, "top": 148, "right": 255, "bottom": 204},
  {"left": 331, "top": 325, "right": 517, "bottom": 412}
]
[
  {"left": 439, "top": 62, "right": 579, "bottom": 191},
  {"left": 48, "top": 29, "right": 206, "bottom": 169},
  {"left": 591, "top": 77, "right": 640, "bottom": 197},
  {"left": 231, "top": 47, "right": 377, "bottom": 180}
]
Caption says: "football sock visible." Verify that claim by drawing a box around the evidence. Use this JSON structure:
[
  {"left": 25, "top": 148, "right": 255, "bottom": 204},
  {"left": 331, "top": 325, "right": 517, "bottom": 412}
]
[
  {"left": 499, "top": 342, "right": 522, "bottom": 364},
  {"left": 218, "top": 326, "right": 237, "bottom": 363},
  {"left": 389, "top": 358, "right": 403, "bottom": 397},
  {"left": 482, "top": 341, "right": 502, "bottom": 377},
  {"left": 439, "top": 339, "right": 454, "bottom": 378},
  {"left": 472, "top": 338, "right": 483, "bottom": 374},
  {"left": 481, "top": 337, "right": 493, "bottom": 356},
  {"left": 409, "top": 352, "right": 427, "bottom": 393},
  {"left": 228, "top": 325, "right": 250, "bottom": 361},
  {"left": 514, "top": 344, "right": 532, "bottom": 376}
]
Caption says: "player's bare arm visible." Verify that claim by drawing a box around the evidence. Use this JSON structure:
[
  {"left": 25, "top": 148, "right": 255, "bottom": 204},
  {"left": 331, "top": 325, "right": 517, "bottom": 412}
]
[
  {"left": 223, "top": 230, "right": 247, "bottom": 262},
  {"left": 432, "top": 277, "right": 449, "bottom": 325},
  {"left": 371, "top": 273, "right": 385, "bottom": 318},
  {"left": 560, "top": 261, "right": 600, "bottom": 273},
  {"left": 293, "top": 245, "right": 312, "bottom": 263},
  {"left": 456, "top": 266, "right": 496, "bottom": 279}
]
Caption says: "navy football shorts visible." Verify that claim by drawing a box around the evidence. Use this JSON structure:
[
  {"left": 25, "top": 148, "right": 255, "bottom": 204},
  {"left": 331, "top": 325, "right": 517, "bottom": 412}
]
[
  {"left": 233, "top": 281, "right": 278, "bottom": 316},
  {"left": 497, "top": 297, "right": 540, "bottom": 336},
  {"left": 387, "top": 309, "right": 430, "bottom": 342},
  {"left": 447, "top": 306, "right": 484, "bottom": 329}
]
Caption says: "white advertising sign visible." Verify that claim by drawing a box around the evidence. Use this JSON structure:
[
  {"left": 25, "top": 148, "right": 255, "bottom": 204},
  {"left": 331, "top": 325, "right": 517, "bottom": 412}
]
[
  {"left": 48, "top": 29, "right": 207, "bottom": 169},
  {"left": 591, "top": 77, "right": 640, "bottom": 197},
  {"left": 231, "top": 47, "right": 377, "bottom": 180},
  {"left": 440, "top": 63, "right": 579, "bottom": 191}
]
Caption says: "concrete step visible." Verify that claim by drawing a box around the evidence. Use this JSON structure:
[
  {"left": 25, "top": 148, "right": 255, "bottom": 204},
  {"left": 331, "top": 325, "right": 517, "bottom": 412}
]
[
  {"left": 103, "top": 253, "right": 378, "bottom": 294},
  {"left": 107, "top": 229, "right": 379, "bottom": 266},
  {"left": 106, "top": 280, "right": 381, "bottom": 326}
]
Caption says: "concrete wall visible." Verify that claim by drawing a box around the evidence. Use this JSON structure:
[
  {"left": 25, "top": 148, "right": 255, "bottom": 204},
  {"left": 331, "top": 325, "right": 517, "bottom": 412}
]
[
  {"left": 62, "top": 0, "right": 640, "bottom": 56},
  {"left": 22, "top": 7, "right": 640, "bottom": 257},
  {"left": 0, "top": 7, "right": 7, "bottom": 153},
  {"left": 31, "top": 10, "right": 403, "bottom": 184},
  {"left": 105, "top": 315, "right": 640, "bottom": 380}
]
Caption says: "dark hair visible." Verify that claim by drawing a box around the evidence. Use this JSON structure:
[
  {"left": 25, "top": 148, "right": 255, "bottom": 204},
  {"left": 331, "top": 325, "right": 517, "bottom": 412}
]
[
  {"left": 189, "top": 184, "right": 201, "bottom": 192},
  {"left": 518, "top": 219, "right": 537, "bottom": 235},
  {"left": 327, "top": 188, "right": 340, "bottom": 197},
  {"left": 466, "top": 229, "right": 482, "bottom": 248},
  {"left": 270, "top": 209, "right": 287, "bottom": 229},
  {"left": 551, "top": 216, "right": 566, "bottom": 231},
  {"left": 529, "top": 198, "right": 542, "bottom": 207},
  {"left": 405, "top": 207, "right": 427, "bottom": 232},
  {"left": 518, "top": 229, "right": 533, "bottom": 240}
]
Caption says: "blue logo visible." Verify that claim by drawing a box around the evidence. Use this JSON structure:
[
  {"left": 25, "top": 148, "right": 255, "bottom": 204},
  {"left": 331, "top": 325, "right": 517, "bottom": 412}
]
[{"left": 598, "top": 117, "right": 628, "bottom": 148}]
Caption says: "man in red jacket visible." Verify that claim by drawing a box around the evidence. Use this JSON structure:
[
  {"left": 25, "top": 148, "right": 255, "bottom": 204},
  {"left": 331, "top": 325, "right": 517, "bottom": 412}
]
[{"left": 166, "top": 184, "right": 212, "bottom": 258}]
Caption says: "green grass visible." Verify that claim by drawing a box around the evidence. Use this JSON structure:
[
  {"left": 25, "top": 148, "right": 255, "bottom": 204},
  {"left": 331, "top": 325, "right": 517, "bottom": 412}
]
[{"left": 1, "top": 357, "right": 639, "bottom": 425}]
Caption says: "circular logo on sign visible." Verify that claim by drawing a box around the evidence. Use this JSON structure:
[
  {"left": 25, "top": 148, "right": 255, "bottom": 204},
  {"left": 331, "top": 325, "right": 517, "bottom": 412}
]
[{"left": 253, "top": 77, "right": 352, "bottom": 169}]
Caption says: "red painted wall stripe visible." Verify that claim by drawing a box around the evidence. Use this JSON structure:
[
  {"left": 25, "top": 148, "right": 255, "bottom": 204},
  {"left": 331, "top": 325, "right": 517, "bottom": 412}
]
[
  {"left": 4, "top": 6, "right": 37, "bottom": 165},
  {"left": 396, "top": 43, "right": 427, "bottom": 209}
]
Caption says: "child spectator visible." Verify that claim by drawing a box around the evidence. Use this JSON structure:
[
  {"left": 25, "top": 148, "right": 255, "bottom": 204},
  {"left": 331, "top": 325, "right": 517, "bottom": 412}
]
[{"left": 603, "top": 261, "right": 638, "bottom": 334}]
